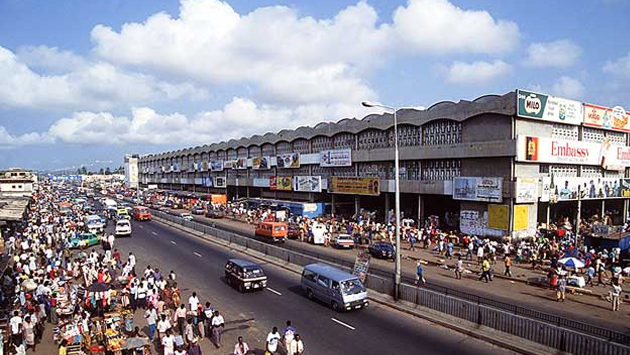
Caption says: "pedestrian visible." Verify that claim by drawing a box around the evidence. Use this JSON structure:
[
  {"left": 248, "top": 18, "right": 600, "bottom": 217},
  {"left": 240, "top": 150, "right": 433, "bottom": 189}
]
[
  {"left": 454, "top": 256, "right": 463, "bottom": 280},
  {"left": 466, "top": 241, "right": 474, "bottom": 261},
  {"left": 476, "top": 245, "right": 484, "bottom": 263},
  {"left": 188, "top": 291, "right": 200, "bottom": 312},
  {"left": 9, "top": 310, "right": 22, "bottom": 347},
  {"left": 203, "top": 302, "right": 214, "bottom": 338},
  {"left": 290, "top": 334, "right": 305, "bottom": 355},
  {"left": 282, "top": 320, "right": 296, "bottom": 352},
  {"left": 188, "top": 337, "right": 202, "bottom": 355},
  {"left": 556, "top": 275, "right": 566, "bottom": 302},
  {"left": 233, "top": 336, "right": 250, "bottom": 355},
  {"left": 266, "top": 326, "right": 281, "bottom": 355},
  {"left": 503, "top": 255, "right": 512, "bottom": 277},
  {"left": 58, "top": 339, "right": 68, "bottom": 355},
  {"left": 144, "top": 304, "right": 157, "bottom": 341},
  {"left": 157, "top": 314, "right": 172, "bottom": 341},
  {"left": 211, "top": 310, "right": 225, "bottom": 348},
  {"left": 586, "top": 266, "right": 595, "bottom": 287},
  {"left": 23, "top": 315, "right": 36, "bottom": 352},
  {"left": 612, "top": 280, "right": 622, "bottom": 311},
  {"left": 161, "top": 329, "right": 175, "bottom": 355},
  {"left": 175, "top": 304, "right": 187, "bottom": 335},
  {"left": 185, "top": 318, "right": 195, "bottom": 345},
  {"left": 415, "top": 261, "right": 426, "bottom": 285},
  {"left": 479, "top": 257, "right": 491, "bottom": 283}
]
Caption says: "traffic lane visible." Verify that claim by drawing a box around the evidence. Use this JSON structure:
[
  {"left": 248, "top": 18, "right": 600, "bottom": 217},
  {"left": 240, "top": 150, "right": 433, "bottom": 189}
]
[{"left": 123, "top": 220, "right": 517, "bottom": 355}]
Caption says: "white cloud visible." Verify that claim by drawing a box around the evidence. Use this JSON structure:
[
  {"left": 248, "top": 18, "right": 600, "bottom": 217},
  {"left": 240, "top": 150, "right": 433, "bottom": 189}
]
[
  {"left": 0, "top": 126, "right": 52, "bottom": 149},
  {"left": 603, "top": 52, "right": 630, "bottom": 78},
  {"left": 0, "top": 46, "right": 209, "bottom": 110},
  {"left": 17, "top": 45, "right": 87, "bottom": 73},
  {"left": 552, "top": 76, "right": 585, "bottom": 99},
  {"left": 524, "top": 40, "right": 582, "bottom": 68},
  {"left": 391, "top": 0, "right": 519, "bottom": 55},
  {"left": 443, "top": 60, "right": 512, "bottom": 85}
]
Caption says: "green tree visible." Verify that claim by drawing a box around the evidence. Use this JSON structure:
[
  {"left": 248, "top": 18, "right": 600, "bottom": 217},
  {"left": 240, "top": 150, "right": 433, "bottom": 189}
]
[{"left": 105, "top": 167, "right": 111, "bottom": 175}]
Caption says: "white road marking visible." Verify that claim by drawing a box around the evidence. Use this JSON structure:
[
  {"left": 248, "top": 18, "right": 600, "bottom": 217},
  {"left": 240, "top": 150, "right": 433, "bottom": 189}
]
[
  {"left": 151, "top": 231, "right": 158, "bottom": 236},
  {"left": 138, "top": 225, "right": 144, "bottom": 229},
  {"left": 170, "top": 240, "right": 177, "bottom": 245},
  {"left": 266, "top": 287, "right": 282, "bottom": 296},
  {"left": 193, "top": 252, "right": 202, "bottom": 258},
  {"left": 331, "top": 318, "right": 355, "bottom": 330}
]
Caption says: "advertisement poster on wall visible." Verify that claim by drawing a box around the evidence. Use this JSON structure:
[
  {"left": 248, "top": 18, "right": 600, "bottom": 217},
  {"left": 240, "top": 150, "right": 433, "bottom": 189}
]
[
  {"left": 202, "top": 161, "right": 209, "bottom": 171},
  {"left": 583, "top": 103, "right": 630, "bottom": 132},
  {"left": 223, "top": 160, "right": 233, "bottom": 169},
  {"left": 270, "top": 176, "right": 292, "bottom": 191},
  {"left": 214, "top": 176, "right": 227, "bottom": 188},
  {"left": 513, "top": 205, "right": 529, "bottom": 230},
  {"left": 540, "top": 176, "right": 621, "bottom": 202},
  {"left": 293, "top": 176, "right": 322, "bottom": 192},
  {"left": 516, "top": 135, "right": 602, "bottom": 166},
  {"left": 233, "top": 157, "right": 248, "bottom": 170},
  {"left": 253, "top": 178, "right": 270, "bottom": 188},
  {"left": 620, "top": 179, "right": 630, "bottom": 198},
  {"left": 210, "top": 160, "right": 224, "bottom": 171},
  {"left": 453, "top": 177, "right": 502, "bottom": 203},
  {"left": 488, "top": 204, "right": 509, "bottom": 230},
  {"left": 319, "top": 149, "right": 352, "bottom": 167},
  {"left": 276, "top": 153, "right": 300, "bottom": 168},
  {"left": 330, "top": 177, "right": 379, "bottom": 196},
  {"left": 460, "top": 210, "right": 488, "bottom": 236},
  {"left": 517, "top": 89, "right": 583, "bottom": 125},
  {"left": 515, "top": 178, "right": 539, "bottom": 203},
  {"left": 252, "top": 156, "right": 270, "bottom": 170},
  {"left": 201, "top": 176, "right": 214, "bottom": 187}
]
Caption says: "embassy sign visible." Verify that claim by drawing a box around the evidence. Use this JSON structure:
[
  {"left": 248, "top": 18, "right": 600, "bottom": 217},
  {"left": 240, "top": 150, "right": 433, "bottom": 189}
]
[{"left": 517, "top": 89, "right": 583, "bottom": 125}]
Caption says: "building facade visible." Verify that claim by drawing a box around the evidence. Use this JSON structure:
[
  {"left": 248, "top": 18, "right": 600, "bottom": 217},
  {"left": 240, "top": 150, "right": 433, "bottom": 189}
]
[
  {"left": 137, "top": 90, "right": 630, "bottom": 239},
  {"left": 0, "top": 169, "right": 35, "bottom": 197}
]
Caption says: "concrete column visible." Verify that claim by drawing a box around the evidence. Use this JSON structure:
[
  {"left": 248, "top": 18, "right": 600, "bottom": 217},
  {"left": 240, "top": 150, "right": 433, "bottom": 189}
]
[
  {"left": 354, "top": 196, "right": 360, "bottom": 216},
  {"left": 546, "top": 203, "right": 550, "bottom": 226},
  {"left": 624, "top": 199, "right": 629, "bottom": 222},
  {"left": 384, "top": 193, "right": 390, "bottom": 222},
  {"left": 331, "top": 194, "right": 336, "bottom": 216},
  {"left": 309, "top": 193, "right": 315, "bottom": 202},
  {"left": 246, "top": 186, "right": 250, "bottom": 198},
  {"left": 417, "top": 194, "right": 424, "bottom": 223},
  {"left": 602, "top": 200, "right": 606, "bottom": 219}
]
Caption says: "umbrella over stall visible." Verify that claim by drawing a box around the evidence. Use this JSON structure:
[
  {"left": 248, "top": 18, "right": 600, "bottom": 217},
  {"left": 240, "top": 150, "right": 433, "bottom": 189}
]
[
  {"left": 87, "top": 282, "right": 112, "bottom": 292},
  {"left": 558, "top": 257, "right": 585, "bottom": 269}
]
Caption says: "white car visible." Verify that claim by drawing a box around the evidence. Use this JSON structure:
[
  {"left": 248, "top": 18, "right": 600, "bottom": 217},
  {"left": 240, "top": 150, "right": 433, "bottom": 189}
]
[
  {"left": 333, "top": 234, "right": 356, "bottom": 249},
  {"left": 115, "top": 219, "right": 132, "bottom": 237},
  {"left": 180, "top": 213, "right": 194, "bottom": 221}
]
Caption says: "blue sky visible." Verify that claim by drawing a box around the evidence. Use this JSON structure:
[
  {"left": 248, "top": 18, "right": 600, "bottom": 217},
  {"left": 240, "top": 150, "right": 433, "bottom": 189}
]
[{"left": 0, "top": 0, "right": 629, "bottom": 171}]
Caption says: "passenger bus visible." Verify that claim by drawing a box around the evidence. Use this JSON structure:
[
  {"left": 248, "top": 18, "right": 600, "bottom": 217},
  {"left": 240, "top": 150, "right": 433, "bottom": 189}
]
[
  {"left": 58, "top": 202, "right": 72, "bottom": 216},
  {"left": 254, "top": 222, "right": 288, "bottom": 243},
  {"left": 244, "top": 198, "right": 324, "bottom": 219}
]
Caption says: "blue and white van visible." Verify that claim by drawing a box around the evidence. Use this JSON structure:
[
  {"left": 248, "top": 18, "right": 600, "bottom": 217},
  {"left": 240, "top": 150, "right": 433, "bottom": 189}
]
[{"left": 301, "top": 263, "right": 368, "bottom": 311}]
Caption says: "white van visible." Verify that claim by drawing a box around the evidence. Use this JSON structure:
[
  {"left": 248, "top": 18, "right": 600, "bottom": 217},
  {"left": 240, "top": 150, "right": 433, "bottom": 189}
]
[
  {"left": 301, "top": 263, "right": 368, "bottom": 311},
  {"left": 309, "top": 222, "right": 326, "bottom": 245}
]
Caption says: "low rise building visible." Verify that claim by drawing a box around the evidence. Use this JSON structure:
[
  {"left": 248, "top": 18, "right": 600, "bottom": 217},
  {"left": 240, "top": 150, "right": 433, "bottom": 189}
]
[{"left": 0, "top": 169, "right": 35, "bottom": 197}]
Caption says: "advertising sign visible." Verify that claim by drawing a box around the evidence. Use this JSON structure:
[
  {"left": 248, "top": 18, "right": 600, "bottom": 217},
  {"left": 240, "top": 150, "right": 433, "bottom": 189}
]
[
  {"left": 202, "top": 161, "right": 209, "bottom": 171},
  {"left": 453, "top": 177, "right": 502, "bottom": 203},
  {"left": 210, "top": 160, "right": 224, "bottom": 171},
  {"left": 253, "top": 178, "right": 270, "bottom": 188},
  {"left": 223, "top": 160, "right": 233, "bottom": 169},
  {"left": 330, "top": 177, "right": 380, "bottom": 196},
  {"left": 460, "top": 210, "right": 488, "bottom": 236},
  {"left": 320, "top": 149, "right": 352, "bottom": 167},
  {"left": 540, "top": 176, "right": 621, "bottom": 202},
  {"left": 517, "top": 89, "right": 583, "bottom": 125},
  {"left": 233, "top": 157, "right": 248, "bottom": 170},
  {"left": 352, "top": 251, "right": 371, "bottom": 284},
  {"left": 270, "top": 176, "right": 292, "bottom": 191},
  {"left": 214, "top": 176, "right": 226, "bottom": 188},
  {"left": 516, "top": 135, "right": 602, "bottom": 166},
  {"left": 252, "top": 156, "right": 270, "bottom": 170},
  {"left": 515, "top": 178, "right": 539, "bottom": 203},
  {"left": 583, "top": 103, "right": 630, "bottom": 132},
  {"left": 276, "top": 153, "right": 300, "bottom": 168},
  {"left": 487, "top": 204, "right": 509, "bottom": 230},
  {"left": 513, "top": 205, "right": 529, "bottom": 230},
  {"left": 600, "top": 139, "right": 630, "bottom": 171},
  {"left": 293, "top": 176, "right": 322, "bottom": 192},
  {"left": 620, "top": 179, "right": 630, "bottom": 198}
]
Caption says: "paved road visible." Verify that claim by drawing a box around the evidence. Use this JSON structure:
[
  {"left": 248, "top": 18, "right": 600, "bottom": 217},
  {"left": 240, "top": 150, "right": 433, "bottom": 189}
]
[
  {"left": 111, "top": 219, "right": 517, "bottom": 355},
  {"left": 168, "top": 211, "right": 630, "bottom": 334}
]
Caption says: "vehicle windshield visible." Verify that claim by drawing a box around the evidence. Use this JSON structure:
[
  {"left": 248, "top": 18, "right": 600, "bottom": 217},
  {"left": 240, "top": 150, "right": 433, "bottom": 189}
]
[
  {"left": 243, "top": 266, "right": 264, "bottom": 278},
  {"left": 340, "top": 279, "right": 366, "bottom": 295},
  {"left": 116, "top": 221, "right": 129, "bottom": 227}
]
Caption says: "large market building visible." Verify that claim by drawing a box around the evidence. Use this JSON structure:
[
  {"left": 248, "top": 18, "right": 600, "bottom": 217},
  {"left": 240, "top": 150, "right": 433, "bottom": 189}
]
[{"left": 137, "top": 90, "right": 630, "bottom": 238}]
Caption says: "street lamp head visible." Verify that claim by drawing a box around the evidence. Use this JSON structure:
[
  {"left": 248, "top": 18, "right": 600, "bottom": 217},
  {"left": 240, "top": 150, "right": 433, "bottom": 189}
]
[{"left": 361, "top": 101, "right": 376, "bottom": 108}]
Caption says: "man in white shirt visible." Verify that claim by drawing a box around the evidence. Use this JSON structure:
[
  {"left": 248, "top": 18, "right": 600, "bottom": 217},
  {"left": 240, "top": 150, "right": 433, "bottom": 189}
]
[
  {"left": 211, "top": 310, "right": 225, "bottom": 347},
  {"left": 290, "top": 334, "right": 305, "bottom": 355},
  {"left": 266, "top": 327, "right": 281, "bottom": 354},
  {"left": 9, "top": 311, "right": 22, "bottom": 347},
  {"left": 612, "top": 281, "right": 622, "bottom": 311},
  {"left": 157, "top": 314, "right": 172, "bottom": 341},
  {"left": 188, "top": 292, "right": 199, "bottom": 312},
  {"left": 161, "top": 329, "right": 175, "bottom": 355}
]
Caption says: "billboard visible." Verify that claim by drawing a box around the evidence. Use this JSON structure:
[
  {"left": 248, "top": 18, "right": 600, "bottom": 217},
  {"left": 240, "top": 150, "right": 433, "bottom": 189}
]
[
  {"left": 253, "top": 178, "right": 270, "bottom": 188},
  {"left": 453, "top": 177, "right": 502, "bottom": 203},
  {"left": 487, "top": 204, "right": 509, "bottom": 230},
  {"left": 252, "top": 156, "right": 270, "bottom": 170},
  {"left": 233, "top": 157, "right": 248, "bottom": 170},
  {"left": 517, "top": 89, "right": 583, "bottom": 125},
  {"left": 513, "top": 205, "right": 529, "bottom": 231},
  {"left": 270, "top": 176, "right": 292, "bottom": 191},
  {"left": 210, "top": 160, "right": 224, "bottom": 171},
  {"left": 214, "top": 176, "right": 226, "bottom": 188},
  {"left": 276, "top": 153, "right": 300, "bottom": 168},
  {"left": 516, "top": 135, "right": 601, "bottom": 166},
  {"left": 201, "top": 176, "right": 214, "bottom": 187},
  {"left": 583, "top": 103, "right": 630, "bottom": 132},
  {"left": 330, "top": 177, "right": 380, "bottom": 196},
  {"left": 540, "top": 176, "right": 621, "bottom": 202},
  {"left": 320, "top": 149, "right": 352, "bottom": 167},
  {"left": 202, "top": 161, "right": 209, "bottom": 171},
  {"left": 621, "top": 179, "right": 630, "bottom": 198},
  {"left": 515, "top": 178, "right": 539, "bottom": 203},
  {"left": 293, "top": 176, "right": 322, "bottom": 192}
]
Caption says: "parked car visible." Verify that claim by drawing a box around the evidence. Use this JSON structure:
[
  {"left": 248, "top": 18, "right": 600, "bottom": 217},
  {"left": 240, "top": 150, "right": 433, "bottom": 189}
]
[
  {"left": 180, "top": 213, "right": 194, "bottom": 221},
  {"left": 205, "top": 210, "right": 226, "bottom": 219},
  {"left": 287, "top": 223, "right": 303, "bottom": 240},
  {"left": 69, "top": 233, "right": 100, "bottom": 249},
  {"left": 115, "top": 219, "right": 132, "bottom": 237},
  {"left": 333, "top": 234, "right": 356, "bottom": 249},
  {"left": 224, "top": 258, "right": 267, "bottom": 292},
  {"left": 368, "top": 241, "right": 395, "bottom": 260},
  {"left": 191, "top": 206, "right": 205, "bottom": 215}
]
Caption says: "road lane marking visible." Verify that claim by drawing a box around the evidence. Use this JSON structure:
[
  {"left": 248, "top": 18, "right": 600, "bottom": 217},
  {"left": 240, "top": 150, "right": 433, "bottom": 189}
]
[
  {"left": 138, "top": 225, "right": 144, "bottom": 229},
  {"left": 170, "top": 240, "right": 177, "bottom": 245},
  {"left": 266, "top": 287, "right": 282, "bottom": 296},
  {"left": 331, "top": 318, "right": 355, "bottom": 330},
  {"left": 151, "top": 231, "right": 158, "bottom": 236},
  {"left": 193, "top": 252, "right": 202, "bottom": 258}
]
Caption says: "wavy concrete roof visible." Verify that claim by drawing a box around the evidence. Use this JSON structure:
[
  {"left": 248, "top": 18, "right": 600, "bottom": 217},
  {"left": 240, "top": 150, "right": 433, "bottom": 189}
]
[{"left": 142, "top": 91, "right": 515, "bottom": 162}]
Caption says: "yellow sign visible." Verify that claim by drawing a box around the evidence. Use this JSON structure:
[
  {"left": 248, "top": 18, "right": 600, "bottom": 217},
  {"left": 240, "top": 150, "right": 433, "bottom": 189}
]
[
  {"left": 487, "top": 204, "right": 509, "bottom": 230},
  {"left": 513, "top": 205, "right": 529, "bottom": 230},
  {"left": 330, "top": 177, "right": 380, "bottom": 196}
]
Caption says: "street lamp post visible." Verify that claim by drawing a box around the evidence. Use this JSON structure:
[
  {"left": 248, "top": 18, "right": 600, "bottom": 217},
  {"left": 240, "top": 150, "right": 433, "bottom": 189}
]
[{"left": 362, "top": 101, "right": 411, "bottom": 300}]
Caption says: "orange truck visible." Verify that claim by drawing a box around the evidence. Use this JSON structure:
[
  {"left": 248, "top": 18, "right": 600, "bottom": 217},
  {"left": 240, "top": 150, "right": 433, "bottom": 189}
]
[
  {"left": 255, "top": 222, "right": 287, "bottom": 243},
  {"left": 132, "top": 206, "right": 152, "bottom": 221}
]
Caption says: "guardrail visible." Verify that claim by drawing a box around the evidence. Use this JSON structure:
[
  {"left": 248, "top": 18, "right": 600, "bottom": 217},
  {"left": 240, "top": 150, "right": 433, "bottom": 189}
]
[{"left": 152, "top": 210, "right": 630, "bottom": 355}]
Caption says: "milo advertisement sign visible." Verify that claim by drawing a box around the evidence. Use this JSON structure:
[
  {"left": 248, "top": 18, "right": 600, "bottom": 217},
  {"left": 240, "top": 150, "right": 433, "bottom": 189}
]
[{"left": 517, "top": 89, "right": 583, "bottom": 125}]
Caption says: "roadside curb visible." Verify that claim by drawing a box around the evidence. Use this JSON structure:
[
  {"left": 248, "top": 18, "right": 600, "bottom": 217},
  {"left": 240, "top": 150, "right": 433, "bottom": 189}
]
[{"left": 152, "top": 216, "right": 562, "bottom": 355}]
